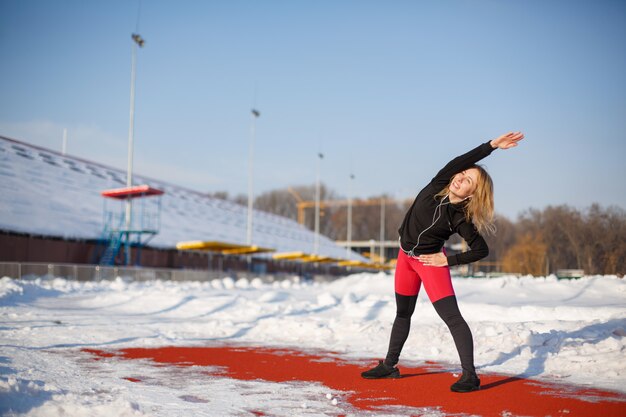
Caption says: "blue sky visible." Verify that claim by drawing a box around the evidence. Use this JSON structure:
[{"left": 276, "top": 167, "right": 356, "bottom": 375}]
[{"left": 1, "top": 0, "right": 625, "bottom": 219}]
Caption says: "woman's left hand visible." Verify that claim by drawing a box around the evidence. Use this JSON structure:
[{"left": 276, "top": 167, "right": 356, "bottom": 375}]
[
  {"left": 418, "top": 252, "right": 448, "bottom": 267},
  {"left": 490, "top": 131, "right": 524, "bottom": 149}
]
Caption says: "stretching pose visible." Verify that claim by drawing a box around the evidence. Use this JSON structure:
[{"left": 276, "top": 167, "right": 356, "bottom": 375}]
[{"left": 361, "top": 132, "right": 524, "bottom": 392}]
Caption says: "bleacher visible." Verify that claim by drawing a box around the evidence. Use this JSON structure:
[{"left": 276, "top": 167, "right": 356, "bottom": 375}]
[{"left": 0, "top": 135, "right": 364, "bottom": 261}]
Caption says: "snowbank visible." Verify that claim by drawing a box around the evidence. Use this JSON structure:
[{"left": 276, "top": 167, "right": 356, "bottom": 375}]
[{"left": 1, "top": 273, "right": 624, "bottom": 416}]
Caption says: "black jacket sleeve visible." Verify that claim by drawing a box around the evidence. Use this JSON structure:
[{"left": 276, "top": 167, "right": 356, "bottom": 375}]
[
  {"left": 431, "top": 141, "right": 496, "bottom": 189},
  {"left": 446, "top": 221, "right": 489, "bottom": 266}
]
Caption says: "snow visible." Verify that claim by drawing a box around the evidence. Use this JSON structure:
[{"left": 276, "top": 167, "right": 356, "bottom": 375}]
[{"left": 1, "top": 273, "right": 625, "bottom": 416}]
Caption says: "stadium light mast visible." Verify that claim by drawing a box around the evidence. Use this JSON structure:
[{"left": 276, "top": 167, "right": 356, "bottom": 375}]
[
  {"left": 314, "top": 152, "right": 324, "bottom": 254},
  {"left": 124, "top": 32, "right": 145, "bottom": 264},
  {"left": 247, "top": 108, "right": 260, "bottom": 245},
  {"left": 347, "top": 173, "right": 354, "bottom": 259},
  {"left": 62, "top": 128, "right": 67, "bottom": 155},
  {"left": 379, "top": 197, "right": 386, "bottom": 262}
]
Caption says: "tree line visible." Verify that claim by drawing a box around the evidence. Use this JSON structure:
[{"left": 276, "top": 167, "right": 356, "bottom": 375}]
[
  {"left": 490, "top": 204, "right": 626, "bottom": 276},
  {"left": 208, "top": 185, "right": 626, "bottom": 276}
]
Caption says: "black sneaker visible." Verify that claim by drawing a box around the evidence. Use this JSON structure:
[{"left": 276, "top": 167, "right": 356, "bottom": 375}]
[
  {"left": 450, "top": 371, "right": 480, "bottom": 392},
  {"left": 361, "top": 360, "right": 400, "bottom": 379}
]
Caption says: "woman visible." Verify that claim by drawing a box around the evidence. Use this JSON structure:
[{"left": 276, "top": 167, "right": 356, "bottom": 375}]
[{"left": 361, "top": 131, "right": 524, "bottom": 392}]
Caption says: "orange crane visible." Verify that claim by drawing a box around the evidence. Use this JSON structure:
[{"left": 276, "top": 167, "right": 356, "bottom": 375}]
[{"left": 288, "top": 187, "right": 409, "bottom": 225}]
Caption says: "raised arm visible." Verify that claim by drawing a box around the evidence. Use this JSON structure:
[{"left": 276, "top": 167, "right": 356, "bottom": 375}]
[
  {"left": 431, "top": 142, "right": 495, "bottom": 188},
  {"left": 431, "top": 131, "right": 525, "bottom": 189}
]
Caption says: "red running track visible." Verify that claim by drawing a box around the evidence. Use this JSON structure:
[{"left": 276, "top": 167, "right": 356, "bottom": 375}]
[{"left": 84, "top": 345, "right": 626, "bottom": 417}]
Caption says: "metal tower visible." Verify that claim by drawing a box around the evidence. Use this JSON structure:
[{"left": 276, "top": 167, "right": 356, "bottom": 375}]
[{"left": 98, "top": 184, "right": 164, "bottom": 265}]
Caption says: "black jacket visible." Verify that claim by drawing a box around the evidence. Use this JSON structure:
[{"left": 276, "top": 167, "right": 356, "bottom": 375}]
[{"left": 398, "top": 141, "right": 495, "bottom": 266}]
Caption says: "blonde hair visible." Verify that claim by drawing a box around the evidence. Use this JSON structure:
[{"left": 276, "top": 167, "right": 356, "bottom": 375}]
[{"left": 436, "top": 164, "right": 496, "bottom": 236}]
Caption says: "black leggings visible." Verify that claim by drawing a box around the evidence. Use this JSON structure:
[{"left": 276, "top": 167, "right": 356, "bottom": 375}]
[{"left": 384, "top": 293, "right": 475, "bottom": 374}]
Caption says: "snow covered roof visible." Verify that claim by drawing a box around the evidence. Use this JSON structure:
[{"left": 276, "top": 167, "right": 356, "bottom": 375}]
[{"left": 0, "top": 135, "right": 362, "bottom": 260}]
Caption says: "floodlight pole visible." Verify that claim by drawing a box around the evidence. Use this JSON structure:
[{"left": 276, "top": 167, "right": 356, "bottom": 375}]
[
  {"left": 62, "top": 128, "right": 67, "bottom": 155},
  {"left": 247, "top": 109, "right": 260, "bottom": 245},
  {"left": 347, "top": 173, "right": 354, "bottom": 259},
  {"left": 125, "top": 33, "right": 144, "bottom": 265},
  {"left": 379, "top": 197, "right": 386, "bottom": 262},
  {"left": 314, "top": 152, "right": 323, "bottom": 254}
]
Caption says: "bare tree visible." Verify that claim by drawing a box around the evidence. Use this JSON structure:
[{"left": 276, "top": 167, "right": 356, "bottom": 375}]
[
  {"left": 501, "top": 231, "right": 548, "bottom": 275},
  {"left": 206, "top": 191, "right": 248, "bottom": 207},
  {"left": 254, "top": 189, "right": 298, "bottom": 220},
  {"left": 253, "top": 183, "right": 338, "bottom": 230},
  {"left": 484, "top": 214, "right": 517, "bottom": 263},
  {"left": 206, "top": 191, "right": 230, "bottom": 201},
  {"left": 503, "top": 204, "right": 626, "bottom": 275},
  {"left": 582, "top": 204, "right": 626, "bottom": 275}
]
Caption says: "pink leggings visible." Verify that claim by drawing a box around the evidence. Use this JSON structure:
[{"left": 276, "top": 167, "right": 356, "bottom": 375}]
[{"left": 394, "top": 249, "right": 455, "bottom": 302}]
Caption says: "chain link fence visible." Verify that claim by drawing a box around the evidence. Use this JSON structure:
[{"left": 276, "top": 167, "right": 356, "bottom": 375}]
[{"left": 0, "top": 262, "right": 339, "bottom": 283}]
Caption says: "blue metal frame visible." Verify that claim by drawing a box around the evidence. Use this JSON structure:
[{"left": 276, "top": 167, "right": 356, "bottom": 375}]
[{"left": 98, "top": 189, "right": 163, "bottom": 266}]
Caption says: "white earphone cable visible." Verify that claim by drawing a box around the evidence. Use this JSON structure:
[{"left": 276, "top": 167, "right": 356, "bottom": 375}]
[{"left": 402, "top": 194, "right": 451, "bottom": 258}]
